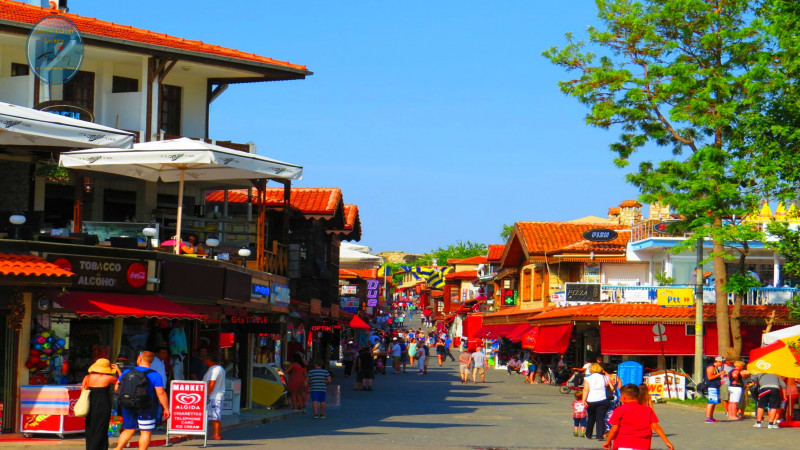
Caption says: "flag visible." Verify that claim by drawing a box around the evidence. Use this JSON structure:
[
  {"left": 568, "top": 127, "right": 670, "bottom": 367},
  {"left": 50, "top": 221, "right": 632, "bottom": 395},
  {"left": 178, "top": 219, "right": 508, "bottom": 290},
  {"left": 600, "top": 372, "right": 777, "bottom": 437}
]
[
  {"left": 426, "top": 266, "right": 452, "bottom": 289},
  {"left": 378, "top": 265, "right": 391, "bottom": 277}
]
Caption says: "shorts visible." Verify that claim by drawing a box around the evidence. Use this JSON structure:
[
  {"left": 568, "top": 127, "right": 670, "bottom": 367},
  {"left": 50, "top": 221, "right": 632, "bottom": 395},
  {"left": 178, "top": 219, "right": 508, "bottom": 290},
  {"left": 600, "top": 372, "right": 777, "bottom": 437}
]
[
  {"left": 208, "top": 398, "right": 222, "bottom": 422},
  {"left": 573, "top": 417, "right": 587, "bottom": 427},
  {"left": 121, "top": 406, "right": 157, "bottom": 431},
  {"left": 728, "top": 386, "right": 743, "bottom": 403},
  {"left": 719, "top": 383, "right": 730, "bottom": 401},
  {"left": 473, "top": 367, "right": 485, "bottom": 375},
  {"left": 707, "top": 387, "right": 720, "bottom": 405},
  {"left": 310, "top": 391, "right": 326, "bottom": 403},
  {"left": 757, "top": 388, "right": 780, "bottom": 410},
  {"left": 459, "top": 364, "right": 470, "bottom": 375},
  {"left": 392, "top": 356, "right": 401, "bottom": 366}
]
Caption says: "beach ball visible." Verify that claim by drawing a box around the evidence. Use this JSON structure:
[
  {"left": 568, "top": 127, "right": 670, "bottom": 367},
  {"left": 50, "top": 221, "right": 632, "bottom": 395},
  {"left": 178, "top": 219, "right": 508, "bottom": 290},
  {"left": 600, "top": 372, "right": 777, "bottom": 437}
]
[
  {"left": 47, "top": 337, "right": 55, "bottom": 343},
  {"left": 36, "top": 336, "right": 46, "bottom": 344},
  {"left": 42, "top": 343, "right": 51, "bottom": 349},
  {"left": 43, "top": 348, "right": 53, "bottom": 355},
  {"left": 33, "top": 344, "right": 43, "bottom": 351},
  {"left": 40, "top": 353, "right": 49, "bottom": 359},
  {"left": 29, "top": 356, "right": 40, "bottom": 364},
  {"left": 37, "top": 361, "right": 48, "bottom": 369},
  {"left": 25, "top": 361, "right": 35, "bottom": 369},
  {"left": 29, "top": 349, "right": 41, "bottom": 357},
  {"left": 41, "top": 332, "right": 50, "bottom": 338},
  {"left": 57, "top": 339, "right": 66, "bottom": 347}
]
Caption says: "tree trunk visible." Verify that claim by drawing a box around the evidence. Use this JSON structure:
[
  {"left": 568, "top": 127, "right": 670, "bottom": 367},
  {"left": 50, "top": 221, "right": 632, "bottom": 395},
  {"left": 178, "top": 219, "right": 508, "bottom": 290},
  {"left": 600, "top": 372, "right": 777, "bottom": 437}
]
[
  {"left": 730, "top": 293, "right": 742, "bottom": 360},
  {"left": 712, "top": 232, "right": 731, "bottom": 359}
]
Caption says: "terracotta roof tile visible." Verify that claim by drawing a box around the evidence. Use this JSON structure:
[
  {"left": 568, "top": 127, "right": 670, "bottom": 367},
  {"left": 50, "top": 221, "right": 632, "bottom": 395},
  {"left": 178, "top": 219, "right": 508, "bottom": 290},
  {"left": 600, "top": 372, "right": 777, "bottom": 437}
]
[
  {"left": 608, "top": 207, "right": 621, "bottom": 215},
  {"left": 529, "top": 303, "right": 793, "bottom": 323},
  {"left": 444, "top": 270, "right": 478, "bottom": 280},
  {"left": 516, "top": 222, "right": 630, "bottom": 255},
  {"left": 618, "top": 200, "right": 642, "bottom": 207},
  {"left": 206, "top": 188, "right": 343, "bottom": 216},
  {"left": 342, "top": 205, "right": 359, "bottom": 231},
  {"left": 487, "top": 244, "right": 505, "bottom": 262},
  {"left": 0, "top": 1, "right": 307, "bottom": 71},
  {"left": 0, "top": 253, "right": 74, "bottom": 277},
  {"left": 447, "top": 256, "right": 487, "bottom": 265}
]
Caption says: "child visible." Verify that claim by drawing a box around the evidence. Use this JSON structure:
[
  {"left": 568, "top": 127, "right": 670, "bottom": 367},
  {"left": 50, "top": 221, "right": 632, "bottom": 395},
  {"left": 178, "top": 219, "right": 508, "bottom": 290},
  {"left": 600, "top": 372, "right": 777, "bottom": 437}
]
[
  {"left": 572, "top": 390, "right": 587, "bottom": 437},
  {"left": 603, "top": 384, "right": 673, "bottom": 450},
  {"left": 638, "top": 382, "right": 653, "bottom": 409},
  {"left": 307, "top": 360, "right": 331, "bottom": 419}
]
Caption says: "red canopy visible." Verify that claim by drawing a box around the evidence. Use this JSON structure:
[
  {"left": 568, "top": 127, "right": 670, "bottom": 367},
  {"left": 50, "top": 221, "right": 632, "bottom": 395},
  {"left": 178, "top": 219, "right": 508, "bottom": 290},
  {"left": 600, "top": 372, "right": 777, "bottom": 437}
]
[
  {"left": 520, "top": 327, "right": 540, "bottom": 350},
  {"left": 349, "top": 315, "right": 371, "bottom": 330},
  {"left": 506, "top": 324, "right": 532, "bottom": 342},
  {"left": 533, "top": 324, "right": 573, "bottom": 354},
  {"left": 53, "top": 292, "right": 203, "bottom": 319}
]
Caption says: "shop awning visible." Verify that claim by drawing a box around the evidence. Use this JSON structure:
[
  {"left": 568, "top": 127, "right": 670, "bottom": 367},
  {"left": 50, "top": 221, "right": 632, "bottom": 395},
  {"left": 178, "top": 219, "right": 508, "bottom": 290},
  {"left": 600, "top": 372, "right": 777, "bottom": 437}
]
[
  {"left": 520, "top": 327, "right": 540, "bottom": 350},
  {"left": 506, "top": 324, "right": 533, "bottom": 342},
  {"left": 601, "top": 323, "right": 695, "bottom": 356},
  {"left": 473, "top": 324, "right": 521, "bottom": 340},
  {"left": 54, "top": 292, "right": 203, "bottom": 320},
  {"left": 533, "top": 323, "right": 573, "bottom": 354},
  {"left": 349, "top": 315, "right": 371, "bottom": 330}
]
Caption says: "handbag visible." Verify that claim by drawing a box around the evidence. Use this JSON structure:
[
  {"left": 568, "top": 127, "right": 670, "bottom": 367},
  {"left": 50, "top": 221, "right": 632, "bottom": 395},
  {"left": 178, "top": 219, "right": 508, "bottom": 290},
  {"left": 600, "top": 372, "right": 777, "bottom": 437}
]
[
  {"left": 74, "top": 389, "right": 91, "bottom": 417},
  {"left": 604, "top": 376, "right": 615, "bottom": 400}
]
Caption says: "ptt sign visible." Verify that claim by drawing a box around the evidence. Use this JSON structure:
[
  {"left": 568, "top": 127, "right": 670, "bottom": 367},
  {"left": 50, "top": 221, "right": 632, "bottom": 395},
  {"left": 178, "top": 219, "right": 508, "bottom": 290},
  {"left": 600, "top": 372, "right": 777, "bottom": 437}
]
[{"left": 656, "top": 288, "right": 694, "bottom": 307}]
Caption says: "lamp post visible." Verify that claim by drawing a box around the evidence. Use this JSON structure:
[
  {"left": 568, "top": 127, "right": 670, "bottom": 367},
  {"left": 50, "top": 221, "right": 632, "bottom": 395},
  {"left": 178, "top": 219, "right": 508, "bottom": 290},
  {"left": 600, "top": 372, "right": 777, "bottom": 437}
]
[
  {"left": 206, "top": 237, "right": 220, "bottom": 259},
  {"left": 9, "top": 213, "right": 26, "bottom": 239},
  {"left": 142, "top": 225, "right": 157, "bottom": 250},
  {"left": 238, "top": 247, "right": 251, "bottom": 268}
]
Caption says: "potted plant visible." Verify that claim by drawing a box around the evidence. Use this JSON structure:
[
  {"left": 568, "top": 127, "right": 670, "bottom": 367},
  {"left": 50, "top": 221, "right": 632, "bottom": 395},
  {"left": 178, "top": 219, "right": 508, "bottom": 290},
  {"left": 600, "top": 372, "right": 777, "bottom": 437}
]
[{"left": 35, "top": 163, "right": 72, "bottom": 184}]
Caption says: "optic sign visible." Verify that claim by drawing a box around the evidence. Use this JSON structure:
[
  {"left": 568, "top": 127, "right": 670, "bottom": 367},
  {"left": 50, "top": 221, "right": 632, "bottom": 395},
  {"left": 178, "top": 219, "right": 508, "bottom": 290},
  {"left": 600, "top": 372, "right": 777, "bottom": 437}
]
[
  {"left": 583, "top": 228, "right": 619, "bottom": 242},
  {"left": 366, "top": 279, "right": 380, "bottom": 307},
  {"left": 656, "top": 288, "right": 694, "bottom": 307},
  {"left": 168, "top": 381, "right": 207, "bottom": 435}
]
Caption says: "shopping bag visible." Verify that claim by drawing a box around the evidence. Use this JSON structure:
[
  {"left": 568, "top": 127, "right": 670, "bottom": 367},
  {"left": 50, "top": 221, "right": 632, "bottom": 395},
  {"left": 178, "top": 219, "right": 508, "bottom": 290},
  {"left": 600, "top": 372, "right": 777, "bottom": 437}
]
[{"left": 74, "top": 389, "right": 90, "bottom": 417}]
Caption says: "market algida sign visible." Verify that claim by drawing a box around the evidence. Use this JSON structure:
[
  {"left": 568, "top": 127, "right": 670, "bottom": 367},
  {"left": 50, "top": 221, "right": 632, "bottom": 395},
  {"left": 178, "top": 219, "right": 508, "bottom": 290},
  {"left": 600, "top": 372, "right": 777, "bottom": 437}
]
[{"left": 48, "top": 254, "right": 147, "bottom": 292}]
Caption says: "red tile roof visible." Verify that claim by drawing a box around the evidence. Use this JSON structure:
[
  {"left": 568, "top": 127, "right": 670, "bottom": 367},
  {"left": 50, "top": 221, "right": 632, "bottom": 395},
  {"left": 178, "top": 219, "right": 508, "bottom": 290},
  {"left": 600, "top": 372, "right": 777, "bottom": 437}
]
[
  {"left": 342, "top": 205, "right": 359, "bottom": 231},
  {"left": 608, "top": 207, "right": 621, "bottom": 215},
  {"left": 339, "top": 268, "right": 378, "bottom": 279},
  {"left": 444, "top": 270, "right": 478, "bottom": 280},
  {"left": 0, "top": 1, "right": 307, "bottom": 72},
  {"left": 206, "top": 188, "right": 343, "bottom": 217},
  {"left": 447, "top": 255, "right": 488, "bottom": 265},
  {"left": 619, "top": 200, "right": 642, "bottom": 207},
  {"left": 529, "top": 304, "right": 794, "bottom": 325},
  {"left": 516, "top": 222, "right": 630, "bottom": 255},
  {"left": 487, "top": 244, "right": 505, "bottom": 262},
  {"left": 0, "top": 253, "right": 74, "bottom": 278}
]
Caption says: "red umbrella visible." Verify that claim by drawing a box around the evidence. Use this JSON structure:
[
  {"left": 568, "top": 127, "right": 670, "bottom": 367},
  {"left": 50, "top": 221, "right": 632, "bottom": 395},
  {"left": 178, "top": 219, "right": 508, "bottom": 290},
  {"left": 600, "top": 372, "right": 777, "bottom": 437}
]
[
  {"left": 349, "top": 315, "right": 371, "bottom": 330},
  {"left": 159, "top": 239, "right": 188, "bottom": 248}
]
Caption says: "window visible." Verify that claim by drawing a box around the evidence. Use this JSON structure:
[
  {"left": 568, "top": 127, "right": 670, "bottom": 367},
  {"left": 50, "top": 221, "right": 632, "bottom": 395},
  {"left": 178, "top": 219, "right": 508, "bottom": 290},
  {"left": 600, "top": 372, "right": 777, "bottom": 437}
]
[
  {"left": 112, "top": 76, "right": 139, "bottom": 93},
  {"left": 62, "top": 70, "right": 95, "bottom": 112},
  {"left": 160, "top": 84, "right": 182, "bottom": 135},
  {"left": 11, "top": 63, "right": 29, "bottom": 77}
]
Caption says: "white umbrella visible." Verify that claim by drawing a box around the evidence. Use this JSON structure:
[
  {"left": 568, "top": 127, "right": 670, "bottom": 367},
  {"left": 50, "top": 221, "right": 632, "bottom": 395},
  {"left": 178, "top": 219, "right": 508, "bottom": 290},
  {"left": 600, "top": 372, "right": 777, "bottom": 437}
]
[
  {"left": 59, "top": 137, "right": 303, "bottom": 253},
  {"left": 339, "top": 247, "right": 383, "bottom": 270},
  {"left": 0, "top": 101, "right": 134, "bottom": 148}
]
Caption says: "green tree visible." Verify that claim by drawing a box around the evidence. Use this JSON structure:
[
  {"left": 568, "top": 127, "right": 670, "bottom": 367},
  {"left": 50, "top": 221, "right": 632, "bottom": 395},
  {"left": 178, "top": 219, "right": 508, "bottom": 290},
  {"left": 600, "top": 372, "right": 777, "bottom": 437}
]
[
  {"left": 500, "top": 224, "right": 514, "bottom": 241},
  {"left": 544, "top": 0, "right": 790, "bottom": 359},
  {"left": 765, "top": 222, "right": 800, "bottom": 321}
]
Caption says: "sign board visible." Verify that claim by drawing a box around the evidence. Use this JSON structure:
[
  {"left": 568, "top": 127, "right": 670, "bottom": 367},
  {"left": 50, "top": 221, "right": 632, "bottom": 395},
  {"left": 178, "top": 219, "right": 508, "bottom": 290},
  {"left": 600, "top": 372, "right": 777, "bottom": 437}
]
[
  {"left": 341, "top": 285, "right": 358, "bottom": 295},
  {"left": 366, "top": 279, "right": 380, "bottom": 307},
  {"left": 48, "top": 254, "right": 147, "bottom": 292},
  {"left": 34, "top": 101, "right": 94, "bottom": 122},
  {"left": 271, "top": 283, "right": 290, "bottom": 307},
  {"left": 656, "top": 288, "right": 694, "bottom": 307},
  {"left": 565, "top": 283, "right": 601, "bottom": 302},
  {"left": 167, "top": 380, "right": 207, "bottom": 440},
  {"left": 583, "top": 228, "right": 619, "bottom": 242},
  {"left": 652, "top": 324, "right": 666, "bottom": 336},
  {"left": 644, "top": 371, "right": 687, "bottom": 400}
]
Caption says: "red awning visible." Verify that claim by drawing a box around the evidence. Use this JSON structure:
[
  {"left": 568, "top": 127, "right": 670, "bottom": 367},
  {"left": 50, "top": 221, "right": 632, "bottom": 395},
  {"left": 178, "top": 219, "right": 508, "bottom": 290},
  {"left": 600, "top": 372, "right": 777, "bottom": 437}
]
[
  {"left": 601, "top": 323, "right": 695, "bottom": 356},
  {"left": 53, "top": 292, "right": 203, "bottom": 320},
  {"left": 473, "top": 324, "right": 522, "bottom": 340},
  {"left": 473, "top": 325, "right": 497, "bottom": 339},
  {"left": 349, "top": 315, "right": 371, "bottom": 330},
  {"left": 506, "top": 324, "right": 532, "bottom": 342},
  {"left": 533, "top": 323, "right": 573, "bottom": 354}
]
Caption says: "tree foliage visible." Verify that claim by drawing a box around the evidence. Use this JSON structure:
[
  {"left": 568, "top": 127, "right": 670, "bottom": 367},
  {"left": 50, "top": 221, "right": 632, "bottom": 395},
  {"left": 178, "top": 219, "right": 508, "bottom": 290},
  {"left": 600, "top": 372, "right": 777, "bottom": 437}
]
[
  {"left": 544, "top": 0, "right": 798, "bottom": 359},
  {"left": 414, "top": 240, "right": 488, "bottom": 267},
  {"left": 500, "top": 224, "right": 514, "bottom": 241}
]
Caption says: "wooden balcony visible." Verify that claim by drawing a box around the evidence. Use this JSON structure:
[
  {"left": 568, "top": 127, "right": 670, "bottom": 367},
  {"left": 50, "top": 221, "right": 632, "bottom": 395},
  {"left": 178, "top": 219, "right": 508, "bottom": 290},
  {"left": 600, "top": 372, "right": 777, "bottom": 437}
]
[{"left": 245, "top": 240, "right": 288, "bottom": 277}]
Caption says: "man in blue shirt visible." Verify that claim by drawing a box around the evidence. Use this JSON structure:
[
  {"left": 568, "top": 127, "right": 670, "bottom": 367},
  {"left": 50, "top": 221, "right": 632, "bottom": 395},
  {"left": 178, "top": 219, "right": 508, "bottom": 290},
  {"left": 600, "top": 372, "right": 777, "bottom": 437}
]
[
  {"left": 114, "top": 351, "right": 170, "bottom": 450},
  {"left": 443, "top": 336, "right": 455, "bottom": 362}
]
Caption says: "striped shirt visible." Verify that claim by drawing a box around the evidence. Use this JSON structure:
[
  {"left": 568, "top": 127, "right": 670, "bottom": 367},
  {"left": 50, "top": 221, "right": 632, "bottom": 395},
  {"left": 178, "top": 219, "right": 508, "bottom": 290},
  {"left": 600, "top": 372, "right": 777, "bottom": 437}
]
[{"left": 307, "top": 368, "right": 330, "bottom": 392}]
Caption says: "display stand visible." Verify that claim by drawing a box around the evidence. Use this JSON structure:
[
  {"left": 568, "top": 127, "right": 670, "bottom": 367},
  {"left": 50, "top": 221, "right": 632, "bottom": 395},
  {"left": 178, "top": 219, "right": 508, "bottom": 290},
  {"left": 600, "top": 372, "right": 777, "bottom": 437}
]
[
  {"left": 19, "top": 385, "right": 85, "bottom": 438},
  {"left": 166, "top": 380, "right": 207, "bottom": 447}
]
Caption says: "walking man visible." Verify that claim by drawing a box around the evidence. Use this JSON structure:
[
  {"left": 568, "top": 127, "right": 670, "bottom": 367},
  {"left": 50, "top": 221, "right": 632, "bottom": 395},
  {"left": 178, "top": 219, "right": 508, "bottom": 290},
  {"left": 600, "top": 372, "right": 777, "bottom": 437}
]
[
  {"left": 203, "top": 353, "right": 226, "bottom": 440},
  {"left": 114, "top": 352, "right": 169, "bottom": 450},
  {"left": 444, "top": 335, "right": 456, "bottom": 362},
  {"left": 704, "top": 356, "right": 726, "bottom": 423},
  {"left": 753, "top": 372, "right": 787, "bottom": 428},
  {"left": 471, "top": 346, "right": 487, "bottom": 383},
  {"left": 458, "top": 348, "right": 473, "bottom": 383}
]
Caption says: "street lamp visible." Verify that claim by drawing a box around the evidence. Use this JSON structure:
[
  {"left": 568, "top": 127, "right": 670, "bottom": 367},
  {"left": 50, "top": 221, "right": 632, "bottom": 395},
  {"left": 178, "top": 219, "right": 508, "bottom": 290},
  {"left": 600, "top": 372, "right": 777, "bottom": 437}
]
[
  {"left": 9, "top": 213, "right": 26, "bottom": 239},
  {"left": 238, "top": 247, "right": 251, "bottom": 268},
  {"left": 142, "top": 225, "right": 158, "bottom": 250},
  {"left": 206, "top": 237, "right": 220, "bottom": 259}
]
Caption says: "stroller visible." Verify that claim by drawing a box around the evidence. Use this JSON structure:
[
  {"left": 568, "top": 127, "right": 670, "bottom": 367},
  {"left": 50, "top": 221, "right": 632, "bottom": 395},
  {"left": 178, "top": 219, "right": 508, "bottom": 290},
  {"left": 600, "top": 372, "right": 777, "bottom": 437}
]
[{"left": 560, "top": 369, "right": 585, "bottom": 394}]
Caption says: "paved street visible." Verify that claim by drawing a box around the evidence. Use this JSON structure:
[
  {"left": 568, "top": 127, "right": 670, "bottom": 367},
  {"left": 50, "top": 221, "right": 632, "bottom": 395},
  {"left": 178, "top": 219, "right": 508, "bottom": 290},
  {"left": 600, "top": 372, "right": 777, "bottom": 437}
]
[{"left": 173, "top": 353, "right": 797, "bottom": 450}]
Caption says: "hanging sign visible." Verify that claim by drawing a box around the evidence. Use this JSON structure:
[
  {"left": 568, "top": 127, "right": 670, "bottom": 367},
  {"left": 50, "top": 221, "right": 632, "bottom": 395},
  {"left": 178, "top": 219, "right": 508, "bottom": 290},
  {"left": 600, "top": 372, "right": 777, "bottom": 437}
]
[
  {"left": 366, "top": 279, "right": 380, "bottom": 307},
  {"left": 583, "top": 228, "right": 618, "bottom": 242},
  {"left": 167, "top": 381, "right": 207, "bottom": 441},
  {"left": 565, "top": 283, "right": 601, "bottom": 302},
  {"left": 656, "top": 288, "right": 694, "bottom": 307},
  {"left": 48, "top": 254, "right": 147, "bottom": 292}
]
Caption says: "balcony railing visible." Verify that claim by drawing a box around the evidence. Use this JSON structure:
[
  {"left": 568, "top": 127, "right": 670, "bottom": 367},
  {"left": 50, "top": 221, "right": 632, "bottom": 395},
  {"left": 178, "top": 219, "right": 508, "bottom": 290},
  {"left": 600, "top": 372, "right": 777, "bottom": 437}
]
[
  {"left": 164, "top": 134, "right": 253, "bottom": 153},
  {"left": 555, "top": 285, "right": 797, "bottom": 306},
  {"left": 631, "top": 219, "right": 694, "bottom": 242}
]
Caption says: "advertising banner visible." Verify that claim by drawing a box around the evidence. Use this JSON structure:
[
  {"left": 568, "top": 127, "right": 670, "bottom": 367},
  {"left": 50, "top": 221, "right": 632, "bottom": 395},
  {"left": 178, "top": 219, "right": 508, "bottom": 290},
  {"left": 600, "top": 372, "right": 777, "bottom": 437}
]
[
  {"left": 656, "top": 288, "right": 694, "bottom": 307},
  {"left": 644, "top": 371, "right": 687, "bottom": 400},
  {"left": 48, "top": 254, "right": 147, "bottom": 292},
  {"left": 168, "top": 381, "right": 207, "bottom": 436}
]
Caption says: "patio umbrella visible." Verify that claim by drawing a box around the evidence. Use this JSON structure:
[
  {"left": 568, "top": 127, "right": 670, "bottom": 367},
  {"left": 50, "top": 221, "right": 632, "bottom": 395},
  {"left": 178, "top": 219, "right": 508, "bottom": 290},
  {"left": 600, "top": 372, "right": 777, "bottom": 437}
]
[
  {"left": 339, "top": 247, "right": 383, "bottom": 270},
  {"left": 349, "top": 315, "right": 371, "bottom": 330},
  {"left": 0, "top": 101, "right": 134, "bottom": 148},
  {"left": 59, "top": 137, "right": 302, "bottom": 254},
  {"left": 747, "top": 324, "right": 800, "bottom": 378}
]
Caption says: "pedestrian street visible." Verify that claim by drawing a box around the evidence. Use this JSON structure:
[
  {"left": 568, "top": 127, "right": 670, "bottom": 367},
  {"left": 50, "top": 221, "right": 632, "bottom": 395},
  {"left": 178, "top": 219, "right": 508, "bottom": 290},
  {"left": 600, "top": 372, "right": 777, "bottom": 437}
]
[{"left": 176, "top": 353, "right": 798, "bottom": 449}]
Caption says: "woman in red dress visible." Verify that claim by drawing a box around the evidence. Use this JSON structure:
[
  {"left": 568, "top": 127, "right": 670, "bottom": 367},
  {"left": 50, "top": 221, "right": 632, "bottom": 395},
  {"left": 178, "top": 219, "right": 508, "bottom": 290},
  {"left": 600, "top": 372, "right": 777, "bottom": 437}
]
[{"left": 285, "top": 353, "right": 308, "bottom": 411}]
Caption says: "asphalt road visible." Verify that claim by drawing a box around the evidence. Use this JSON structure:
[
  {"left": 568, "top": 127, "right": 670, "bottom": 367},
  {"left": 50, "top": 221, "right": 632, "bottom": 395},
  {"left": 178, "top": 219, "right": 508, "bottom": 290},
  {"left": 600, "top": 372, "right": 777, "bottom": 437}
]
[{"left": 176, "top": 353, "right": 799, "bottom": 450}]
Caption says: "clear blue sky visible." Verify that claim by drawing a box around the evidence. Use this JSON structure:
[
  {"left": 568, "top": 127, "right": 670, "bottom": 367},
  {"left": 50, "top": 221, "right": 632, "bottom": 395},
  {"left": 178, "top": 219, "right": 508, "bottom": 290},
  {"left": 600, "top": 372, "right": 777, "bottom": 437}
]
[{"left": 76, "top": 0, "right": 641, "bottom": 254}]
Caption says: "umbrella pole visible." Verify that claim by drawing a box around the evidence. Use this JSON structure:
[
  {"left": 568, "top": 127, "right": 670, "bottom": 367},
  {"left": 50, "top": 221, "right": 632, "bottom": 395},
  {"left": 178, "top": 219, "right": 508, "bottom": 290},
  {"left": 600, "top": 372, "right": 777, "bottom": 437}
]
[{"left": 175, "top": 170, "right": 185, "bottom": 254}]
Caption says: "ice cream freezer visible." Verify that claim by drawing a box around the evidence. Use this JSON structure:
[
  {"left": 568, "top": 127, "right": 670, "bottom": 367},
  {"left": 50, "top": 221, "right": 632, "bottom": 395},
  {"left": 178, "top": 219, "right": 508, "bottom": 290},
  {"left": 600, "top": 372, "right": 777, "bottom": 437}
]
[{"left": 19, "top": 385, "right": 85, "bottom": 438}]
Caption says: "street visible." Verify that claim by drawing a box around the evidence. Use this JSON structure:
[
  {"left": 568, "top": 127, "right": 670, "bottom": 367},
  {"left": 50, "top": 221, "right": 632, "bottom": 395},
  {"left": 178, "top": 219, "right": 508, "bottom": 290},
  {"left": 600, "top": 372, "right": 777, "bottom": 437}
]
[{"left": 177, "top": 354, "right": 798, "bottom": 450}]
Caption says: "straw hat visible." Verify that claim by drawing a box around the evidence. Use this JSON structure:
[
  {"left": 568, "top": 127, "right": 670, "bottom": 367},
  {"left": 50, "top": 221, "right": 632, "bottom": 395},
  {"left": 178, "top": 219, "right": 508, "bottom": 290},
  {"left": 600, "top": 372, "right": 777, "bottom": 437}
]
[{"left": 87, "top": 358, "right": 116, "bottom": 375}]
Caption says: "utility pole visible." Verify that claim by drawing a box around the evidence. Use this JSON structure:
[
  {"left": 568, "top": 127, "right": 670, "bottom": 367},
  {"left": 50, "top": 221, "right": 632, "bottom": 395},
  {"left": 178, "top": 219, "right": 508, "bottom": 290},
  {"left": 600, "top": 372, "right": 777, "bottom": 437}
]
[{"left": 693, "top": 237, "right": 705, "bottom": 382}]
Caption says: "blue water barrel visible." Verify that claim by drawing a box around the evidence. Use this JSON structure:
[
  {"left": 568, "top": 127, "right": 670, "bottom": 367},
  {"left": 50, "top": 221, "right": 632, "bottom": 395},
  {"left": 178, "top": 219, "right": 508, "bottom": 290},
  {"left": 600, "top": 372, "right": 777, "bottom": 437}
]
[{"left": 618, "top": 361, "right": 644, "bottom": 386}]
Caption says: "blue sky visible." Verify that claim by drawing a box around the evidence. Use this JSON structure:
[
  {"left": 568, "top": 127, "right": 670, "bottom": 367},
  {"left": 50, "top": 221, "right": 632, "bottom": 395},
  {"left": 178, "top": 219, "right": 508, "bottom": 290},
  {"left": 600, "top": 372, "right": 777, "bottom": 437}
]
[{"left": 75, "top": 1, "right": 641, "bottom": 253}]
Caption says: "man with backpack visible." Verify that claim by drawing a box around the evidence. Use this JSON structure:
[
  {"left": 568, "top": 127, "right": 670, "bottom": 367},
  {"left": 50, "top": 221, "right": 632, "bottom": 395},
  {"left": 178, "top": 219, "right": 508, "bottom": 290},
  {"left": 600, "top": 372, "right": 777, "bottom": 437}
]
[{"left": 114, "top": 351, "right": 169, "bottom": 450}]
